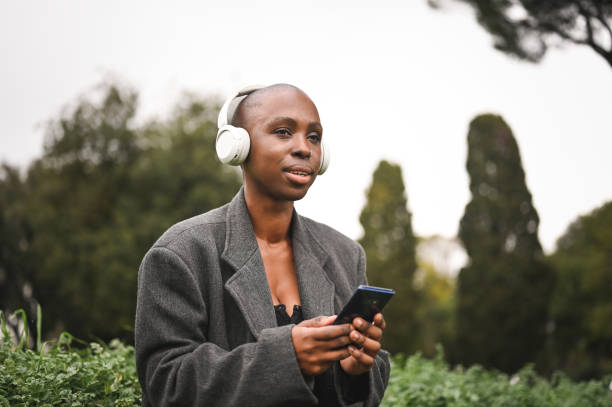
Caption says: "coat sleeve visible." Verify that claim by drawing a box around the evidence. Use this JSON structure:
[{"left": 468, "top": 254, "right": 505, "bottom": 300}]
[
  {"left": 135, "top": 246, "right": 318, "bottom": 407},
  {"left": 315, "top": 244, "right": 392, "bottom": 406}
]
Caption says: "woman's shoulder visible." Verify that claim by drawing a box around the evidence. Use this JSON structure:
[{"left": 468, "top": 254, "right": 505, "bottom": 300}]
[
  {"left": 151, "top": 203, "right": 230, "bottom": 253},
  {"left": 298, "top": 214, "right": 364, "bottom": 255}
]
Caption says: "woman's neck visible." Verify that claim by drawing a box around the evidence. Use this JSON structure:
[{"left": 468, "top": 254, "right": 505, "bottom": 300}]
[{"left": 244, "top": 185, "right": 294, "bottom": 244}]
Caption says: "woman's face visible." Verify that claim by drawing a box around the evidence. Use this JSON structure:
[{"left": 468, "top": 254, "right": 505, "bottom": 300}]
[{"left": 241, "top": 86, "right": 323, "bottom": 203}]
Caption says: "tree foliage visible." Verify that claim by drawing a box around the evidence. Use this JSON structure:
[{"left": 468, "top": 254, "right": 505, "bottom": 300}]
[
  {"left": 0, "top": 82, "right": 241, "bottom": 342},
  {"left": 359, "top": 160, "right": 418, "bottom": 355},
  {"left": 430, "top": 0, "right": 612, "bottom": 68},
  {"left": 548, "top": 201, "right": 612, "bottom": 379},
  {"left": 456, "top": 114, "right": 554, "bottom": 373},
  {"left": 413, "top": 254, "right": 456, "bottom": 359},
  {"left": 0, "top": 165, "right": 37, "bottom": 337}
]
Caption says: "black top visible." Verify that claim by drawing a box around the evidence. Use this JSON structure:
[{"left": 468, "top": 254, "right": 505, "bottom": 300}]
[{"left": 274, "top": 304, "right": 304, "bottom": 326}]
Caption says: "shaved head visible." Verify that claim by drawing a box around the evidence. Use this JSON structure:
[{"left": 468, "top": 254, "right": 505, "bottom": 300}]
[{"left": 231, "top": 84, "right": 316, "bottom": 130}]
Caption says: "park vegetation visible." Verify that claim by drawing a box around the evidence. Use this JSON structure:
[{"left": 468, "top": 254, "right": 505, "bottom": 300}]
[
  {"left": 2, "top": 309, "right": 611, "bottom": 406},
  {"left": 1, "top": 81, "right": 612, "bottom": 401}
]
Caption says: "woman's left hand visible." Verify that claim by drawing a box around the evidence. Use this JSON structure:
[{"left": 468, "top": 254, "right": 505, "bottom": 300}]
[{"left": 339, "top": 313, "right": 386, "bottom": 375}]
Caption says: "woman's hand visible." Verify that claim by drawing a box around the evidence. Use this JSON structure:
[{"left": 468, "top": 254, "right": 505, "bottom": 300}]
[
  {"left": 291, "top": 316, "right": 352, "bottom": 376},
  {"left": 339, "top": 313, "right": 386, "bottom": 376}
]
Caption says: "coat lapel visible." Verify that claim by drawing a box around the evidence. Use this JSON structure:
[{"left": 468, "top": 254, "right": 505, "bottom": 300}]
[
  {"left": 291, "top": 213, "right": 336, "bottom": 320},
  {"left": 221, "top": 187, "right": 336, "bottom": 339},
  {"left": 222, "top": 188, "right": 276, "bottom": 339}
]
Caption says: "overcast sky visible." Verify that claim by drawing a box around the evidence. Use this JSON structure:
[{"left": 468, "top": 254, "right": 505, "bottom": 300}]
[{"left": 1, "top": 0, "right": 611, "bottom": 254}]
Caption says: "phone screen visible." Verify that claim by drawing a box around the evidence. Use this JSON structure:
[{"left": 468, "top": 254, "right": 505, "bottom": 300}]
[{"left": 332, "top": 285, "right": 395, "bottom": 325}]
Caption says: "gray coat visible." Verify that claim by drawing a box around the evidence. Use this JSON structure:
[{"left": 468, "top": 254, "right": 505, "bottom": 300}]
[{"left": 135, "top": 188, "right": 390, "bottom": 406}]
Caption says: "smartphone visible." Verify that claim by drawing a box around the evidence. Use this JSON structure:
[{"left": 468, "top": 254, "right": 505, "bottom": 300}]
[{"left": 332, "top": 285, "right": 395, "bottom": 325}]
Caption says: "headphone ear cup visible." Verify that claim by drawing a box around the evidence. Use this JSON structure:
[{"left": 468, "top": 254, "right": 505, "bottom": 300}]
[
  {"left": 318, "top": 140, "right": 330, "bottom": 175},
  {"left": 216, "top": 125, "right": 250, "bottom": 165}
]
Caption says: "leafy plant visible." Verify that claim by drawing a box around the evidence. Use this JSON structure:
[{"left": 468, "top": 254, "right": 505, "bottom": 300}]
[
  {"left": 0, "top": 307, "right": 141, "bottom": 406},
  {"left": 382, "top": 349, "right": 612, "bottom": 407},
  {"left": 3, "top": 308, "right": 611, "bottom": 406}
]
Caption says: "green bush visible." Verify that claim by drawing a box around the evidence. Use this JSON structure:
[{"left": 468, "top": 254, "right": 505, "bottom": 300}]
[
  {"left": 2, "top": 310, "right": 611, "bottom": 406},
  {"left": 383, "top": 348, "right": 612, "bottom": 407},
  {"left": 0, "top": 309, "right": 141, "bottom": 406}
]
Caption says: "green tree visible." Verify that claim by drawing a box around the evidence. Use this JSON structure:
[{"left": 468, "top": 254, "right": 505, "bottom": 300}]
[
  {"left": 359, "top": 160, "right": 418, "bottom": 355},
  {"left": 13, "top": 82, "right": 240, "bottom": 342},
  {"left": 413, "top": 261, "right": 456, "bottom": 358},
  {"left": 430, "top": 0, "right": 612, "bottom": 68},
  {"left": 0, "top": 164, "right": 37, "bottom": 337},
  {"left": 456, "top": 114, "right": 554, "bottom": 373},
  {"left": 548, "top": 201, "right": 612, "bottom": 379},
  {"left": 414, "top": 236, "right": 461, "bottom": 358}
]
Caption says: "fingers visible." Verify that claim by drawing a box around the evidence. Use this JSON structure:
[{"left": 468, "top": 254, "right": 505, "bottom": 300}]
[
  {"left": 325, "top": 347, "right": 351, "bottom": 362},
  {"left": 293, "top": 313, "right": 386, "bottom": 377},
  {"left": 349, "top": 330, "right": 381, "bottom": 356},
  {"left": 373, "top": 313, "right": 386, "bottom": 330},
  {"left": 351, "top": 317, "right": 383, "bottom": 341},
  {"left": 292, "top": 324, "right": 352, "bottom": 376},
  {"left": 298, "top": 315, "right": 336, "bottom": 328},
  {"left": 347, "top": 345, "right": 376, "bottom": 369},
  {"left": 313, "top": 324, "right": 351, "bottom": 341},
  {"left": 297, "top": 343, "right": 351, "bottom": 365},
  {"left": 296, "top": 317, "right": 351, "bottom": 342},
  {"left": 292, "top": 324, "right": 351, "bottom": 352}
]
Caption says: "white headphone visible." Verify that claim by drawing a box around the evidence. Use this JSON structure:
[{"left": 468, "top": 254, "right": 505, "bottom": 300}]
[{"left": 216, "top": 85, "right": 330, "bottom": 175}]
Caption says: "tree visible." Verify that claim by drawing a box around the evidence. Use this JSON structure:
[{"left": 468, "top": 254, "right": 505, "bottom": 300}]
[
  {"left": 413, "top": 257, "right": 456, "bottom": 358},
  {"left": 359, "top": 160, "right": 418, "bottom": 355},
  {"left": 548, "top": 201, "right": 612, "bottom": 379},
  {"left": 22, "top": 83, "right": 143, "bottom": 341},
  {"left": 456, "top": 114, "right": 554, "bottom": 373},
  {"left": 0, "top": 164, "right": 37, "bottom": 338},
  {"left": 414, "top": 236, "right": 465, "bottom": 358},
  {"left": 11, "top": 82, "right": 241, "bottom": 342},
  {"left": 430, "top": 0, "right": 612, "bottom": 68}
]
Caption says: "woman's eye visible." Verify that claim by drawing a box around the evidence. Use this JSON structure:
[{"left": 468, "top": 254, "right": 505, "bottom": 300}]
[
  {"left": 308, "top": 133, "right": 322, "bottom": 143},
  {"left": 274, "top": 128, "right": 291, "bottom": 137}
]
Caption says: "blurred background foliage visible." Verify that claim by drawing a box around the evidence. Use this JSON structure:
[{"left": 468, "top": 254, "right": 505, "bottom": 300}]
[
  {"left": 455, "top": 114, "right": 554, "bottom": 373},
  {"left": 0, "top": 82, "right": 241, "bottom": 342},
  {"left": 359, "top": 160, "right": 418, "bottom": 355},
  {"left": 1, "top": 80, "right": 611, "bottom": 381},
  {"left": 428, "top": 0, "right": 612, "bottom": 68}
]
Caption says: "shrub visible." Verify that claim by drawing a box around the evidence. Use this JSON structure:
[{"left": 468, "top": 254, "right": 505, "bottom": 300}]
[
  {"left": 0, "top": 308, "right": 141, "bottom": 406},
  {"left": 2, "top": 309, "right": 611, "bottom": 406},
  {"left": 382, "top": 348, "right": 612, "bottom": 407}
]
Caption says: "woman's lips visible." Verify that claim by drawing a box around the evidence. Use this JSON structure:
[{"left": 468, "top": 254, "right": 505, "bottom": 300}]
[{"left": 284, "top": 166, "right": 314, "bottom": 185}]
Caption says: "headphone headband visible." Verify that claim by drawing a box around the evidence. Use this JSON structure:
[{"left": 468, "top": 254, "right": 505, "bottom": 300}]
[{"left": 217, "top": 85, "right": 265, "bottom": 128}]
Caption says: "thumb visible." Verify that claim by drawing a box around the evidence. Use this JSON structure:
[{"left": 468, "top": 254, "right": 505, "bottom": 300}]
[{"left": 298, "top": 315, "right": 336, "bottom": 328}]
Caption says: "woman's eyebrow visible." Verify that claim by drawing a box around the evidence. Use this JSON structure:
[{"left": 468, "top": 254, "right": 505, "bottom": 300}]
[
  {"left": 268, "top": 117, "right": 298, "bottom": 127},
  {"left": 268, "top": 117, "right": 322, "bottom": 130},
  {"left": 308, "top": 121, "right": 323, "bottom": 131}
]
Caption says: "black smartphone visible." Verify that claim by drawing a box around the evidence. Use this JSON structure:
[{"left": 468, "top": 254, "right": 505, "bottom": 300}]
[{"left": 332, "top": 285, "right": 395, "bottom": 325}]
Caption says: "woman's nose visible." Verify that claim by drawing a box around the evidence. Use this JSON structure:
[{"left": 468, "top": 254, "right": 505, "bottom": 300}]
[{"left": 291, "top": 134, "right": 311, "bottom": 159}]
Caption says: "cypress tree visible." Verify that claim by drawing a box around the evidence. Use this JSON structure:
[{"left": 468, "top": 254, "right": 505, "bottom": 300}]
[
  {"left": 456, "top": 114, "right": 553, "bottom": 372},
  {"left": 359, "top": 160, "right": 417, "bottom": 355}
]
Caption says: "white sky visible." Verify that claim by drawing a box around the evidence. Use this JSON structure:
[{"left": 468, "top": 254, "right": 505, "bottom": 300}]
[{"left": 1, "top": 0, "right": 611, "bottom": 254}]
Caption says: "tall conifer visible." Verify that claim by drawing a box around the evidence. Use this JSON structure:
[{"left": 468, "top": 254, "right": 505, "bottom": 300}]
[
  {"left": 456, "top": 114, "right": 553, "bottom": 372},
  {"left": 359, "top": 160, "right": 417, "bottom": 355}
]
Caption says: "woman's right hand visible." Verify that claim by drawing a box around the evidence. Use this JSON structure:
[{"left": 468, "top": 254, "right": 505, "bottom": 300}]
[{"left": 291, "top": 316, "right": 352, "bottom": 376}]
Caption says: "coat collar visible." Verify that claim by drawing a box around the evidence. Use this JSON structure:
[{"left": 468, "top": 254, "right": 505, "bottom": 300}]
[{"left": 222, "top": 187, "right": 335, "bottom": 339}]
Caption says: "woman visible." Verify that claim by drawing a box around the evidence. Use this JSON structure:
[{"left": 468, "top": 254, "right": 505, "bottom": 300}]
[{"left": 135, "top": 84, "right": 390, "bottom": 406}]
